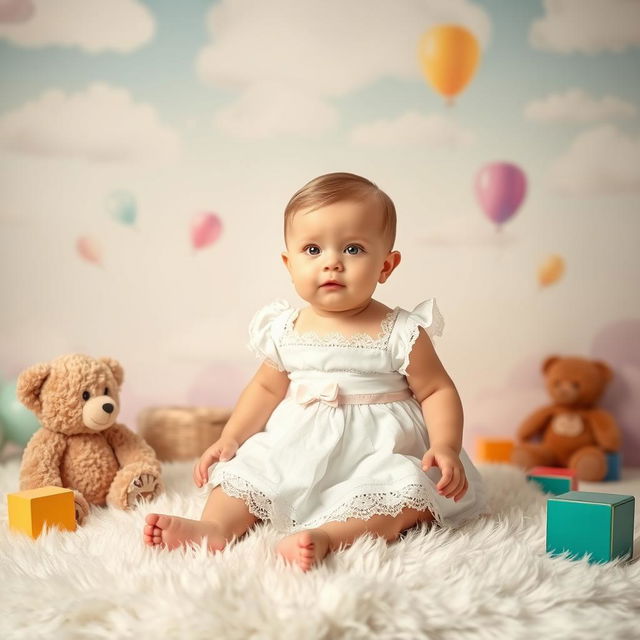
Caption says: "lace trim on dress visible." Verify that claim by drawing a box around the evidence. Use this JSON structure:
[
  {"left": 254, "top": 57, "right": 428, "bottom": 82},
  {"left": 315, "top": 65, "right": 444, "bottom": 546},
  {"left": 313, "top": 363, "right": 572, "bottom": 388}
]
[
  {"left": 297, "top": 484, "right": 444, "bottom": 531},
  {"left": 217, "top": 471, "right": 444, "bottom": 532},
  {"left": 281, "top": 307, "right": 400, "bottom": 350},
  {"left": 218, "top": 472, "right": 274, "bottom": 521}
]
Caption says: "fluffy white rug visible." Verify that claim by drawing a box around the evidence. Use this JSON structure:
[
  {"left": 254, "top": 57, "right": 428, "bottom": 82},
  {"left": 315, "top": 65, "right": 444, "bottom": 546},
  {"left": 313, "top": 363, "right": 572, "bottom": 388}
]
[{"left": 1, "top": 458, "right": 639, "bottom": 640}]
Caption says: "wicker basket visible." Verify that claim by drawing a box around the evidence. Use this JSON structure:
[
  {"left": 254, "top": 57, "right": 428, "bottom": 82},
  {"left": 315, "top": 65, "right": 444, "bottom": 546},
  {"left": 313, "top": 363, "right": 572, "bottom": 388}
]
[{"left": 137, "top": 405, "right": 232, "bottom": 462}]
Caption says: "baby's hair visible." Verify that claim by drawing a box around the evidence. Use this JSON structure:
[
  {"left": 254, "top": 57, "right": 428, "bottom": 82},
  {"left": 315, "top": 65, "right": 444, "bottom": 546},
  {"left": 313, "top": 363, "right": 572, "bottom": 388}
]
[{"left": 284, "top": 172, "right": 396, "bottom": 252}]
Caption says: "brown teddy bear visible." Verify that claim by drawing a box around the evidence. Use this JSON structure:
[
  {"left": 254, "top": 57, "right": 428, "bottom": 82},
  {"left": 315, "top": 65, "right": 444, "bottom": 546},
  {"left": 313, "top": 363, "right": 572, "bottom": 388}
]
[
  {"left": 511, "top": 355, "right": 620, "bottom": 481},
  {"left": 17, "top": 353, "right": 164, "bottom": 523}
]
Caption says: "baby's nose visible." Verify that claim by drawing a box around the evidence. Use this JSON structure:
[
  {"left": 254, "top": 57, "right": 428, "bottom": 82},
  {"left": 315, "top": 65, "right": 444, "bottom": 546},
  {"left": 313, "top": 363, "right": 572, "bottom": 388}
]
[{"left": 323, "top": 252, "right": 344, "bottom": 270}]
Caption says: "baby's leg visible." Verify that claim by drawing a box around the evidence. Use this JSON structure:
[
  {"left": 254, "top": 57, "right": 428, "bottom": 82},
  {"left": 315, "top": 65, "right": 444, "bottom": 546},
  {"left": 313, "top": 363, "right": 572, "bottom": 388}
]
[
  {"left": 144, "top": 486, "right": 260, "bottom": 552},
  {"left": 276, "top": 507, "right": 434, "bottom": 571}
]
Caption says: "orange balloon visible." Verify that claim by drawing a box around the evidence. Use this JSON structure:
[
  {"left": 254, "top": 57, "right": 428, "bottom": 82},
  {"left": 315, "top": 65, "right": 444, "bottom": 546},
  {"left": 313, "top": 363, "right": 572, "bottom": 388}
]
[
  {"left": 538, "top": 254, "right": 565, "bottom": 287},
  {"left": 418, "top": 24, "right": 480, "bottom": 104}
]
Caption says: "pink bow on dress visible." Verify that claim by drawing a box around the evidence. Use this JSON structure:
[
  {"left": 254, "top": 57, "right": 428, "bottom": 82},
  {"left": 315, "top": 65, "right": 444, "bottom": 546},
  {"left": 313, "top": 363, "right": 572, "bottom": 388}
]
[{"left": 294, "top": 381, "right": 340, "bottom": 408}]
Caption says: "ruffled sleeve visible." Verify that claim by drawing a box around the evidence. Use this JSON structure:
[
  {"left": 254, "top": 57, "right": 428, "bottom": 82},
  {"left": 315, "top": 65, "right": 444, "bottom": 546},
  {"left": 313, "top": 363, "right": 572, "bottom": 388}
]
[
  {"left": 391, "top": 298, "right": 445, "bottom": 377},
  {"left": 246, "top": 299, "right": 293, "bottom": 372}
]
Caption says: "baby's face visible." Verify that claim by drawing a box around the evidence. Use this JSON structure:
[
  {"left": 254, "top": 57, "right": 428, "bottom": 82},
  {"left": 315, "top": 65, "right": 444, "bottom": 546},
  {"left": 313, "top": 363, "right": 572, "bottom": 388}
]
[{"left": 281, "top": 198, "right": 400, "bottom": 312}]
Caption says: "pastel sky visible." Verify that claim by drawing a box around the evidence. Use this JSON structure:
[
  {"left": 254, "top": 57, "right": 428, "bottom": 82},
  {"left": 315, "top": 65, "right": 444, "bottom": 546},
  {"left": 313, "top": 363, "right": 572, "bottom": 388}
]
[
  {"left": 0, "top": 0, "right": 639, "bottom": 455},
  {"left": 1, "top": 0, "right": 639, "bottom": 178}
]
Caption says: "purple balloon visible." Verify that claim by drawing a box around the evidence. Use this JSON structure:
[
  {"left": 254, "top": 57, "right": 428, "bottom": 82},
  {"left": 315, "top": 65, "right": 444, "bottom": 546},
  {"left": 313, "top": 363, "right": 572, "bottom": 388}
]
[{"left": 475, "top": 162, "right": 527, "bottom": 226}]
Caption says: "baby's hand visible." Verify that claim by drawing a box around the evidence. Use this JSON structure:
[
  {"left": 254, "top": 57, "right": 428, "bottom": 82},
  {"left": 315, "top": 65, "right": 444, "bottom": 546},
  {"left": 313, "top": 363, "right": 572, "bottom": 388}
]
[
  {"left": 421, "top": 445, "right": 468, "bottom": 502},
  {"left": 193, "top": 437, "right": 240, "bottom": 488}
]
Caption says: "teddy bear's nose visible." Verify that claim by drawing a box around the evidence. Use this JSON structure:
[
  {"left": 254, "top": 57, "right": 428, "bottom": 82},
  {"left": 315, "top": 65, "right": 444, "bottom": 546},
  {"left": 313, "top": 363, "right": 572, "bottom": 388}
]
[{"left": 102, "top": 403, "right": 114, "bottom": 414}]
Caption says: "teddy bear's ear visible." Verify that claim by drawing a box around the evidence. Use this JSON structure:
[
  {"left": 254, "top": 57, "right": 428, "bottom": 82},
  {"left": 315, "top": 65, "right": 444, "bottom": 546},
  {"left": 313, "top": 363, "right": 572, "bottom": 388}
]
[
  {"left": 542, "top": 356, "right": 560, "bottom": 374},
  {"left": 16, "top": 362, "right": 51, "bottom": 412},
  {"left": 100, "top": 357, "right": 124, "bottom": 387},
  {"left": 593, "top": 360, "right": 613, "bottom": 384}
]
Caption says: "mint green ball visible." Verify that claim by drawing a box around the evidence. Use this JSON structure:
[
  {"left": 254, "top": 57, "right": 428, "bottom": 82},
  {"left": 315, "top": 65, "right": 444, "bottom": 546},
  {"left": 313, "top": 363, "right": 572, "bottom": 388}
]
[{"left": 0, "top": 380, "right": 40, "bottom": 447}]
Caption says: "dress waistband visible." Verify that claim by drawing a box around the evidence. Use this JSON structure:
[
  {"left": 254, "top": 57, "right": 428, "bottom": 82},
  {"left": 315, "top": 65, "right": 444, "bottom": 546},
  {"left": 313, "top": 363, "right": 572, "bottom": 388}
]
[
  {"left": 286, "top": 380, "right": 413, "bottom": 407},
  {"left": 287, "top": 370, "right": 408, "bottom": 394}
]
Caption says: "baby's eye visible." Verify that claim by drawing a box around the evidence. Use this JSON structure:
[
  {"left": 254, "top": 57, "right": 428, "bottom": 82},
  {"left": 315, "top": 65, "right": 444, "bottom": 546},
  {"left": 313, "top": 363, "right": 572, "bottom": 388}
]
[
  {"left": 304, "top": 245, "right": 321, "bottom": 256},
  {"left": 345, "top": 245, "right": 364, "bottom": 255}
]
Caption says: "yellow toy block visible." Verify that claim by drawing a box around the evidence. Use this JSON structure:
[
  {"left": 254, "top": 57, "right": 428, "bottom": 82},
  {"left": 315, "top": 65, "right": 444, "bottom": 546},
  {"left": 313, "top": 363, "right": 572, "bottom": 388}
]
[
  {"left": 476, "top": 437, "right": 515, "bottom": 463},
  {"left": 7, "top": 486, "right": 76, "bottom": 538}
]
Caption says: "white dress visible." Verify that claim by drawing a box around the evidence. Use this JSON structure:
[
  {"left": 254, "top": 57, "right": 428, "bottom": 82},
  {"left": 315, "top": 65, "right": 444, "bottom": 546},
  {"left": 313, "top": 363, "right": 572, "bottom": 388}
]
[{"left": 207, "top": 298, "right": 488, "bottom": 533}]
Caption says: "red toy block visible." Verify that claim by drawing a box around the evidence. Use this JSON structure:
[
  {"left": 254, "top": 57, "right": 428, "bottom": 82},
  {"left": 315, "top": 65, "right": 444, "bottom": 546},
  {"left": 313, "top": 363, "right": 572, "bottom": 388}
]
[{"left": 527, "top": 466, "right": 578, "bottom": 494}]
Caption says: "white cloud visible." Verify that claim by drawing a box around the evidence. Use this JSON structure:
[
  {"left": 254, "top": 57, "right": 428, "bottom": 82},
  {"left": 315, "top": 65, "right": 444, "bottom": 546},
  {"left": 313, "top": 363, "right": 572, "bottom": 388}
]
[
  {"left": 530, "top": 0, "right": 640, "bottom": 54},
  {"left": 350, "top": 111, "right": 475, "bottom": 148},
  {"left": 525, "top": 89, "right": 637, "bottom": 123},
  {"left": 0, "top": 0, "right": 153, "bottom": 52},
  {"left": 549, "top": 124, "right": 640, "bottom": 195},
  {"left": 197, "top": 0, "right": 490, "bottom": 138},
  {"left": 0, "top": 83, "right": 181, "bottom": 164},
  {"left": 214, "top": 82, "right": 339, "bottom": 139}
]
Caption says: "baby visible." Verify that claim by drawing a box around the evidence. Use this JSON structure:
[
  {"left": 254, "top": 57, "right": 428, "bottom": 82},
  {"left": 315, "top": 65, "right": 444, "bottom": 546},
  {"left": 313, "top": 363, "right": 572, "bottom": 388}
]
[{"left": 144, "top": 172, "right": 487, "bottom": 571}]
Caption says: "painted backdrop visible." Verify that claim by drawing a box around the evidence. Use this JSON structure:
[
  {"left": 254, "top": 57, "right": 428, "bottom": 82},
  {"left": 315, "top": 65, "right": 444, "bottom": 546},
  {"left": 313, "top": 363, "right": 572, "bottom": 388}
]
[{"left": 1, "top": 0, "right": 639, "bottom": 462}]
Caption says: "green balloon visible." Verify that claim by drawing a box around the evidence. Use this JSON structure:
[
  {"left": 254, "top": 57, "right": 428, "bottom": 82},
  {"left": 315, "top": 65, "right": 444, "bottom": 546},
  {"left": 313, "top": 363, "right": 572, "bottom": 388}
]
[
  {"left": 0, "top": 380, "right": 41, "bottom": 447},
  {"left": 106, "top": 189, "right": 137, "bottom": 227}
]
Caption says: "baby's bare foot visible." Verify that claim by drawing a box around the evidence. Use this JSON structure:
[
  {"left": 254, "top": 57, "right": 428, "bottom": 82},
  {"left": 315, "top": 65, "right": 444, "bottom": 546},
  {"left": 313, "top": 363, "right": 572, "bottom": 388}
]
[
  {"left": 143, "top": 513, "right": 228, "bottom": 552},
  {"left": 276, "top": 529, "right": 331, "bottom": 572}
]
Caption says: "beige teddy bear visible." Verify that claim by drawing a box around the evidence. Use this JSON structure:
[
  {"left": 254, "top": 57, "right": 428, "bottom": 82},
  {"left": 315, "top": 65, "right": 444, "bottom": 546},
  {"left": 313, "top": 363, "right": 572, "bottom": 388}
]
[{"left": 17, "top": 353, "right": 163, "bottom": 523}]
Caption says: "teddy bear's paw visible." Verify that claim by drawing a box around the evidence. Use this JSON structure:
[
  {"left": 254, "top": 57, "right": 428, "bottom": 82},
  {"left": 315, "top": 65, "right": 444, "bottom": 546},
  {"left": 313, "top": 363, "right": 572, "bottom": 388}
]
[
  {"left": 73, "top": 491, "right": 90, "bottom": 525},
  {"left": 569, "top": 446, "right": 607, "bottom": 482},
  {"left": 127, "top": 473, "right": 161, "bottom": 507}
]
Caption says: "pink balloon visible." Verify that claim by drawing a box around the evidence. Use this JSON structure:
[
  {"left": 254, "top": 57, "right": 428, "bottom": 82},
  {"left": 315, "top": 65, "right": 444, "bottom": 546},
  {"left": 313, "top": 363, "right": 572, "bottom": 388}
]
[
  {"left": 76, "top": 235, "right": 102, "bottom": 265},
  {"left": 191, "top": 212, "right": 222, "bottom": 250},
  {"left": 475, "top": 162, "right": 527, "bottom": 226}
]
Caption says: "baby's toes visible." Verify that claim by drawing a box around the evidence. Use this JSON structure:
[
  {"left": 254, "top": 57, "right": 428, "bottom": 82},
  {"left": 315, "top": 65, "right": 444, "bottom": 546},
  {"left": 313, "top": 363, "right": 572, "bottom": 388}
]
[
  {"left": 142, "top": 529, "right": 155, "bottom": 546},
  {"left": 299, "top": 548, "right": 316, "bottom": 569},
  {"left": 297, "top": 532, "right": 314, "bottom": 549},
  {"left": 145, "top": 513, "right": 174, "bottom": 532},
  {"left": 145, "top": 513, "right": 160, "bottom": 527},
  {"left": 149, "top": 531, "right": 163, "bottom": 546},
  {"left": 297, "top": 536, "right": 315, "bottom": 565},
  {"left": 142, "top": 519, "right": 165, "bottom": 546}
]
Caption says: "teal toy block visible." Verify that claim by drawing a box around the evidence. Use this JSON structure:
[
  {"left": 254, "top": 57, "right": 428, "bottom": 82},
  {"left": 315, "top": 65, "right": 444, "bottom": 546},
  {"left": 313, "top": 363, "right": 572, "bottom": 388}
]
[
  {"left": 546, "top": 491, "right": 635, "bottom": 564},
  {"left": 527, "top": 466, "right": 577, "bottom": 495},
  {"left": 603, "top": 451, "right": 621, "bottom": 481}
]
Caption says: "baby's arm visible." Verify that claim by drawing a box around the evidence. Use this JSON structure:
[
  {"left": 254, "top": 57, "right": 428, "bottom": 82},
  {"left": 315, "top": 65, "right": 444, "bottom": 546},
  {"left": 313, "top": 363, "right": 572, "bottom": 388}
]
[
  {"left": 195, "top": 362, "right": 290, "bottom": 487},
  {"left": 405, "top": 327, "right": 467, "bottom": 502}
]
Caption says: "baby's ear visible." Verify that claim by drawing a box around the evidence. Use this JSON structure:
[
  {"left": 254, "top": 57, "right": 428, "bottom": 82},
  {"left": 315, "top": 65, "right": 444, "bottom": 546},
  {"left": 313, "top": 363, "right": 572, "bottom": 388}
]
[
  {"left": 17, "top": 362, "right": 51, "bottom": 412},
  {"left": 100, "top": 357, "right": 124, "bottom": 387}
]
